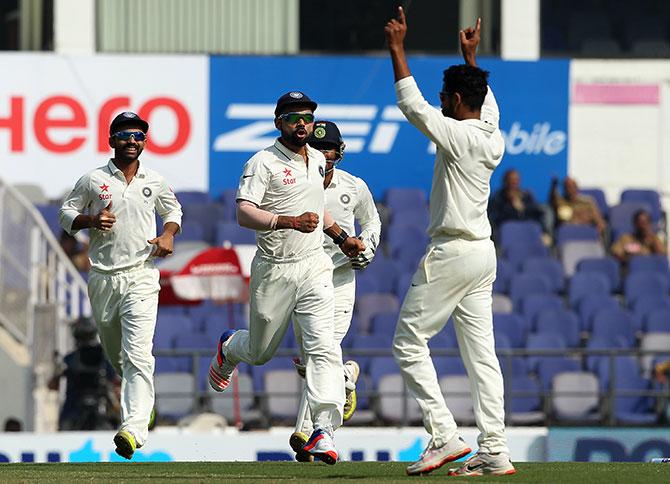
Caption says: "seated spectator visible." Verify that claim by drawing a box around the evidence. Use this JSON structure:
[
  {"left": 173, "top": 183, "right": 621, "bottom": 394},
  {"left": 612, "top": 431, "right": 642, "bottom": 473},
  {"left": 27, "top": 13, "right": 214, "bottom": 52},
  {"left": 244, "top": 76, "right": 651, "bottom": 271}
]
[
  {"left": 59, "top": 229, "right": 91, "bottom": 272},
  {"left": 550, "top": 176, "right": 606, "bottom": 236},
  {"left": 3, "top": 417, "right": 23, "bottom": 432},
  {"left": 489, "top": 169, "right": 545, "bottom": 231},
  {"left": 611, "top": 210, "right": 666, "bottom": 265}
]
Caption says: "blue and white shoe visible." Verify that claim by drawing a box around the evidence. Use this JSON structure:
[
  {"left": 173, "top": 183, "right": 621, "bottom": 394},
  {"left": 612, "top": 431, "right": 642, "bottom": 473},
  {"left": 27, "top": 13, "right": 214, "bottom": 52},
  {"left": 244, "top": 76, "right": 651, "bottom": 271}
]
[
  {"left": 208, "top": 330, "right": 237, "bottom": 392},
  {"left": 303, "top": 428, "right": 338, "bottom": 465}
]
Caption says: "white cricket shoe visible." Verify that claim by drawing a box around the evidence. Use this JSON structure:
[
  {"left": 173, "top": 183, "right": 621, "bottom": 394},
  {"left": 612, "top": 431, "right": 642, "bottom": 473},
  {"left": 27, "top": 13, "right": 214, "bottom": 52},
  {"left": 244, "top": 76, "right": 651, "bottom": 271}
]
[
  {"left": 406, "top": 435, "right": 471, "bottom": 476},
  {"left": 447, "top": 452, "right": 516, "bottom": 476},
  {"left": 208, "top": 330, "right": 237, "bottom": 392},
  {"left": 303, "top": 428, "right": 338, "bottom": 465}
]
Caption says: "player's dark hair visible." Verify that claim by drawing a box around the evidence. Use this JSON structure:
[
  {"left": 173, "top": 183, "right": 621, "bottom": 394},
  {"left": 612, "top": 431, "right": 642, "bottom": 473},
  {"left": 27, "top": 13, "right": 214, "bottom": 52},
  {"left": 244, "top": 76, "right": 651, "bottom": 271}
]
[
  {"left": 633, "top": 209, "right": 650, "bottom": 223},
  {"left": 442, "top": 64, "right": 489, "bottom": 111}
]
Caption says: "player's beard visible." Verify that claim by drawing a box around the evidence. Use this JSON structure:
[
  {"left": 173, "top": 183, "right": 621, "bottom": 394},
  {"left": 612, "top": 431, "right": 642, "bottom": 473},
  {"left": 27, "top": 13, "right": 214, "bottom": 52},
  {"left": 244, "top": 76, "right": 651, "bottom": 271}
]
[
  {"left": 115, "top": 143, "right": 144, "bottom": 163},
  {"left": 281, "top": 126, "right": 309, "bottom": 147}
]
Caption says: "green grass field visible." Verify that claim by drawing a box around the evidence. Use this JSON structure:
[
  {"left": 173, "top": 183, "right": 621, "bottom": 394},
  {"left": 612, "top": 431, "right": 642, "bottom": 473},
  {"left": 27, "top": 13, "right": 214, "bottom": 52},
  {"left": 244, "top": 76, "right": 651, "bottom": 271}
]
[{"left": 0, "top": 462, "right": 667, "bottom": 484}]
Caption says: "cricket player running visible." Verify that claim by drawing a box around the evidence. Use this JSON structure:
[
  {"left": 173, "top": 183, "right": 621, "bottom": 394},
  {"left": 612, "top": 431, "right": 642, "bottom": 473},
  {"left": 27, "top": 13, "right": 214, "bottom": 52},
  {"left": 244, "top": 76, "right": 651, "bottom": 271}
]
[
  {"left": 385, "top": 10, "right": 516, "bottom": 477},
  {"left": 289, "top": 120, "right": 382, "bottom": 462},
  {"left": 59, "top": 112, "right": 182, "bottom": 459},
  {"left": 208, "top": 92, "right": 365, "bottom": 464}
]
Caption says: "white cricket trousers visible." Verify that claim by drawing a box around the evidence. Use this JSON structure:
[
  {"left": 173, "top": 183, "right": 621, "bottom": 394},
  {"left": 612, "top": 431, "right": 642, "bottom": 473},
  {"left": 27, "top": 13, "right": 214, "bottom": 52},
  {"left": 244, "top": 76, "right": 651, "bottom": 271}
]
[
  {"left": 88, "top": 262, "right": 160, "bottom": 448},
  {"left": 392, "top": 236, "right": 509, "bottom": 454},
  {"left": 295, "top": 268, "right": 356, "bottom": 433},
  {"left": 225, "top": 250, "right": 345, "bottom": 430}
]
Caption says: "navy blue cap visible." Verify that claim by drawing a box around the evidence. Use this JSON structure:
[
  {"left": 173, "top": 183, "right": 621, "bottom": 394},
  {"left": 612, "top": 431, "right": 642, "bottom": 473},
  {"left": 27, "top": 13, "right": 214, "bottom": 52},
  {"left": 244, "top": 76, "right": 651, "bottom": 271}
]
[
  {"left": 109, "top": 111, "right": 149, "bottom": 135},
  {"left": 274, "top": 91, "right": 318, "bottom": 117},
  {"left": 309, "top": 120, "right": 343, "bottom": 148}
]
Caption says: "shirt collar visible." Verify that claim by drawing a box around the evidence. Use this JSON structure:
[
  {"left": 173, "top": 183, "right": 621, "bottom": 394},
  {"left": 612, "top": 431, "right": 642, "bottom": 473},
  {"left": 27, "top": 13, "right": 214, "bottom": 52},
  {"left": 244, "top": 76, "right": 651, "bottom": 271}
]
[
  {"left": 273, "top": 138, "right": 305, "bottom": 163},
  {"left": 327, "top": 168, "right": 340, "bottom": 188},
  {"left": 107, "top": 158, "right": 147, "bottom": 178}
]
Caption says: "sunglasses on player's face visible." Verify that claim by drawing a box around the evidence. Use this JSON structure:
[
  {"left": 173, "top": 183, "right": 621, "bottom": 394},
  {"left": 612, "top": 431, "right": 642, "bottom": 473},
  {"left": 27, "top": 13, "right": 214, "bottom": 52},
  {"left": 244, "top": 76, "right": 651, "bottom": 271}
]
[
  {"left": 113, "top": 130, "right": 147, "bottom": 141},
  {"left": 279, "top": 112, "right": 315, "bottom": 124}
]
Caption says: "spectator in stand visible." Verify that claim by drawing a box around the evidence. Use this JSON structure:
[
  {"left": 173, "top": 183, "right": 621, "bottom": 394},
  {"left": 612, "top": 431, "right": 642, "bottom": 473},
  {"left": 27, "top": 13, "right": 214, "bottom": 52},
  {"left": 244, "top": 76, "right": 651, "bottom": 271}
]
[
  {"left": 550, "top": 176, "right": 606, "bottom": 237},
  {"left": 611, "top": 209, "right": 666, "bottom": 266},
  {"left": 488, "top": 169, "right": 545, "bottom": 232},
  {"left": 3, "top": 417, "right": 23, "bottom": 432}
]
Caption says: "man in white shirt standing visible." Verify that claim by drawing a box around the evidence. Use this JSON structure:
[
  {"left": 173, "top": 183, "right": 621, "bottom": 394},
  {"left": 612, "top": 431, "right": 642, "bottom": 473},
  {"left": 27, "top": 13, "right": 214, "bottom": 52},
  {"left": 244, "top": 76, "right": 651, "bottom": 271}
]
[
  {"left": 208, "top": 92, "right": 365, "bottom": 465},
  {"left": 289, "top": 120, "right": 382, "bottom": 462},
  {"left": 385, "top": 11, "right": 516, "bottom": 477},
  {"left": 59, "top": 112, "right": 182, "bottom": 460}
]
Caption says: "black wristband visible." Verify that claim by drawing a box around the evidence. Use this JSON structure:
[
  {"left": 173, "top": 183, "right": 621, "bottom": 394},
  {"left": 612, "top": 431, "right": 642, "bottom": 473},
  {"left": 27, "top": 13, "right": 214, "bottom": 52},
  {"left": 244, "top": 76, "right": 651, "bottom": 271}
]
[{"left": 331, "top": 229, "right": 349, "bottom": 246}]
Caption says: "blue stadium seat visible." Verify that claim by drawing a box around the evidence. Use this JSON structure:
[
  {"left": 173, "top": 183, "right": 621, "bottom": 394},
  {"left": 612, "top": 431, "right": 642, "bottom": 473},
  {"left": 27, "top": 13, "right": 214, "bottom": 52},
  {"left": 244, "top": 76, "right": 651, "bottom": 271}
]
[
  {"left": 392, "top": 244, "right": 426, "bottom": 272},
  {"left": 556, "top": 224, "right": 600, "bottom": 246},
  {"left": 364, "top": 258, "right": 402, "bottom": 294},
  {"left": 36, "top": 204, "right": 62, "bottom": 236},
  {"left": 181, "top": 202, "right": 227, "bottom": 244},
  {"left": 596, "top": 356, "right": 656, "bottom": 424},
  {"left": 521, "top": 257, "right": 565, "bottom": 292},
  {"left": 509, "top": 375, "right": 542, "bottom": 416},
  {"left": 579, "top": 188, "right": 609, "bottom": 219},
  {"left": 509, "top": 273, "right": 553, "bottom": 309},
  {"left": 428, "top": 330, "right": 458, "bottom": 351},
  {"left": 175, "top": 190, "right": 211, "bottom": 205},
  {"left": 368, "top": 356, "right": 400, "bottom": 384},
  {"left": 178, "top": 220, "right": 207, "bottom": 242},
  {"left": 354, "top": 293, "right": 401, "bottom": 334},
  {"left": 219, "top": 188, "right": 239, "bottom": 222},
  {"left": 630, "top": 294, "right": 670, "bottom": 331},
  {"left": 535, "top": 308, "right": 581, "bottom": 347},
  {"left": 174, "top": 332, "right": 212, "bottom": 351},
  {"left": 355, "top": 270, "right": 382, "bottom": 297},
  {"left": 494, "top": 258, "right": 514, "bottom": 294},
  {"left": 521, "top": 294, "right": 565, "bottom": 330},
  {"left": 498, "top": 221, "right": 544, "bottom": 251},
  {"left": 385, "top": 188, "right": 427, "bottom": 212},
  {"left": 576, "top": 257, "right": 621, "bottom": 293},
  {"left": 591, "top": 307, "right": 636, "bottom": 347},
  {"left": 624, "top": 272, "right": 670, "bottom": 306},
  {"left": 493, "top": 313, "right": 527, "bottom": 348},
  {"left": 499, "top": 355, "right": 529, "bottom": 378},
  {"left": 585, "top": 336, "right": 629, "bottom": 372},
  {"left": 385, "top": 225, "right": 429, "bottom": 255},
  {"left": 155, "top": 355, "right": 192, "bottom": 373},
  {"left": 628, "top": 254, "right": 670, "bottom": 275},
  {"left": 215, "top": 221, "right": 256, "bottom": 245},
  {"left": 644, "top": 308, "right": 670, "bottom": 333},
  {"left": 609, "top": 202, "right": 652, "bottom": 237},
  {"left": 369, "top": 312, "right": 399, "bottom": 336},
  {"left": 536, "top": 357, "right": 581, "bottom": 391},
  {"left": 525, "top": 333, "right": 567, "bottom": 372},
  {"left": 568, "top": 272, "right": 611, "bottom": 308},
  {"left": 433, "top": 356, "right": 467, "bottom": 375},
  {"left": 394, "top": 272, "right": 414, "bottom": 301},
  {"left": 577, "top": 294, "right": 620, "bottom": 332},
  {"left": 559, "top": 240, "right": 605, "bottom": 277},
  {"left": 503, "top": 244, "right": 550, "bottom": 271},
  {"left": 389, "top": 208, "right": 430, "bottom": 232},
  {"left": 621, "top": 189, "right": 662, "bottom": 224}
]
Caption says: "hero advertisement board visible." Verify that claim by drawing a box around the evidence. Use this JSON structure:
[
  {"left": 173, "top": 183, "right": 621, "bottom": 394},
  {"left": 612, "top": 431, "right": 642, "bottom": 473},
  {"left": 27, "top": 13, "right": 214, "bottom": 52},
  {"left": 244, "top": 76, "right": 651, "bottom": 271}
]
[{"left": 209, "top": 55, "right": 569, "bottom": 202}]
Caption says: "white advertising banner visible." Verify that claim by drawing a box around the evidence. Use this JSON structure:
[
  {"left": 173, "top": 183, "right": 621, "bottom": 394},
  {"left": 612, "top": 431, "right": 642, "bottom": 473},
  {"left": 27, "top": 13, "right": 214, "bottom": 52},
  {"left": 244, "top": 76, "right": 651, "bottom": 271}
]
[
  {"left": 0, "top": 427, "right": 546, "bottom": 463},
  {"left": 0, "top": 53, "right": 208, "bottom": 199}
]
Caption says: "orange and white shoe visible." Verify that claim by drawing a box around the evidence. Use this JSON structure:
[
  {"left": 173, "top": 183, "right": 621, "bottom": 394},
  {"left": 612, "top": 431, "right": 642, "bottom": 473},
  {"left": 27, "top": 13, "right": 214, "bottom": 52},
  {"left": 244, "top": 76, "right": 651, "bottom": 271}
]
[
  {"left": 303, "top": 428, "right": 338, "bottom": 465},
  {"left": 447, "top": 452, "right": 516, "bottom": 476},
  {"left": 208, "top": 330, "right": 237, "bottom": 392},
  {"left": 406, "top": 435, "right": 471, "bottom": 476}
]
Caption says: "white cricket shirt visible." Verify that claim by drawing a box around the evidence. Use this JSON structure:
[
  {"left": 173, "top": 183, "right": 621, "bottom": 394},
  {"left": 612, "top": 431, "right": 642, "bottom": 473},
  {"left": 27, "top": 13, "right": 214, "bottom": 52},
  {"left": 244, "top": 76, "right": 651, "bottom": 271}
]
[
  {"left": 237, "top": 139, "right": 328, "bottom": 260},
  {"left": 395, "top": 76, "right": 504, "bottom": 240},
  {"left": 324, "top": 168, "right": 381, "bottom": 271},
  {"left": 59, "top": 159, "right": 183, "bottom": 272}
]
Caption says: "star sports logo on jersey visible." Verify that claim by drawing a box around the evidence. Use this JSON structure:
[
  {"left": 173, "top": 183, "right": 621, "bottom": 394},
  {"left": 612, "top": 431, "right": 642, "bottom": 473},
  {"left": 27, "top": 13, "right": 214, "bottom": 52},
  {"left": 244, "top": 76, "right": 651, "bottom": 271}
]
[{"left": 212, "top": 103, "right": 566, "bottom": 156}]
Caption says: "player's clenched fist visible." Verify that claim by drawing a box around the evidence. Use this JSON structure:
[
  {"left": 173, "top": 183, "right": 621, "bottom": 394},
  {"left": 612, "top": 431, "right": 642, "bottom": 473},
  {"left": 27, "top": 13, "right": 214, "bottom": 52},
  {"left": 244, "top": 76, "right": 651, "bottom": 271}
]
[
  {"left": 293, "top": 212, "right": 319, "bottom": 233},
  {"left": 93, "top": 201, "right": 116, "bottom": 231}
]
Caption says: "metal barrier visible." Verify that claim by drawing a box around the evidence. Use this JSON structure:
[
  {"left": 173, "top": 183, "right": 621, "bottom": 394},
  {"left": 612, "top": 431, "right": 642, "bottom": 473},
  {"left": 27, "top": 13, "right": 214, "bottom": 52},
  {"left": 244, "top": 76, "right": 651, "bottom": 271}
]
[
  {"left": 152, "top": 347, "right": 670, "bottom": 428},
  {"left": 0, "top": 178, "right": 90, "bottom": 430}
]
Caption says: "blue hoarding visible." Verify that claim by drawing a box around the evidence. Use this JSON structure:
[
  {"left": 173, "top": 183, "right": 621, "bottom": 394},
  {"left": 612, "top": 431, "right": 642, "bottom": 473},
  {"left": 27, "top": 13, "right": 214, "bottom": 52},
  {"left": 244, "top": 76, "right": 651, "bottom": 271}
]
[{"left": 209, "top": 55, "right": 569, "bottom": 202}]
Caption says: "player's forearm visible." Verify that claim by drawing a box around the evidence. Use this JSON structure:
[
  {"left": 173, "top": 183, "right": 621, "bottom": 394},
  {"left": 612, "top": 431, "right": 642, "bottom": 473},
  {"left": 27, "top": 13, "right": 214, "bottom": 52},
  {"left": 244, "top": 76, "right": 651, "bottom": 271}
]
[
  {"left": 388, "top": 44, "right": 411, "bottom": 82},
  {"left": 324, "top": 222, "right": 349, "bottom": 246},
  {"left": 71, "top": 214, "right": 95, "bottom": 230},
  {"left": 161, "top": 222, "right": 180, "bottom": 236},
  {"left": 237, "top": 201, "right": 279, "bottom": 230}
]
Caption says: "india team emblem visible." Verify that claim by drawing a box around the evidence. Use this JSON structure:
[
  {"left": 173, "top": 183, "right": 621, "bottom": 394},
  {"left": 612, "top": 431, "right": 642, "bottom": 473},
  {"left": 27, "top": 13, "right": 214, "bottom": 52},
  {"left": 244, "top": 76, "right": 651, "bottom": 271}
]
[
  {"left": 289, "top": 92, "right": 303, "bottom": 99},
  {"left": 319, "top": 165, "right": 325, "bottom": 177},
  {"left": 314, "top": 125, "right": 326, "bottom": 139},
  {"left": 340, "top": 194, "right": 351, "bottom": 205},
  {"left": 142, "top": 187, "right": 152, "bottom": 197}
]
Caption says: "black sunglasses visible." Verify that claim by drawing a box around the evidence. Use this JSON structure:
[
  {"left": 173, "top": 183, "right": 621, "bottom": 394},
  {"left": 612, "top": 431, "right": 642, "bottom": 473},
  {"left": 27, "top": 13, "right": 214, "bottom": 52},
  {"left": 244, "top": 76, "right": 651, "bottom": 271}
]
[
  {"left": 113, "top": 130, "right": 147, "bottom": 141},
  {"left": 279, "top": 112, "right": 315, "bottom": 124}
]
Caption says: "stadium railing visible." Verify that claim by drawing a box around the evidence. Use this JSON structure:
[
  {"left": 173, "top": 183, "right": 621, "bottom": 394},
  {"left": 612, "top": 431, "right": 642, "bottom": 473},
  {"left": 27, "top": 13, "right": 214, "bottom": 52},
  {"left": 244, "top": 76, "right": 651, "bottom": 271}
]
[{"left": 0, "top": 176, "right": 90, "bottom": 431}]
